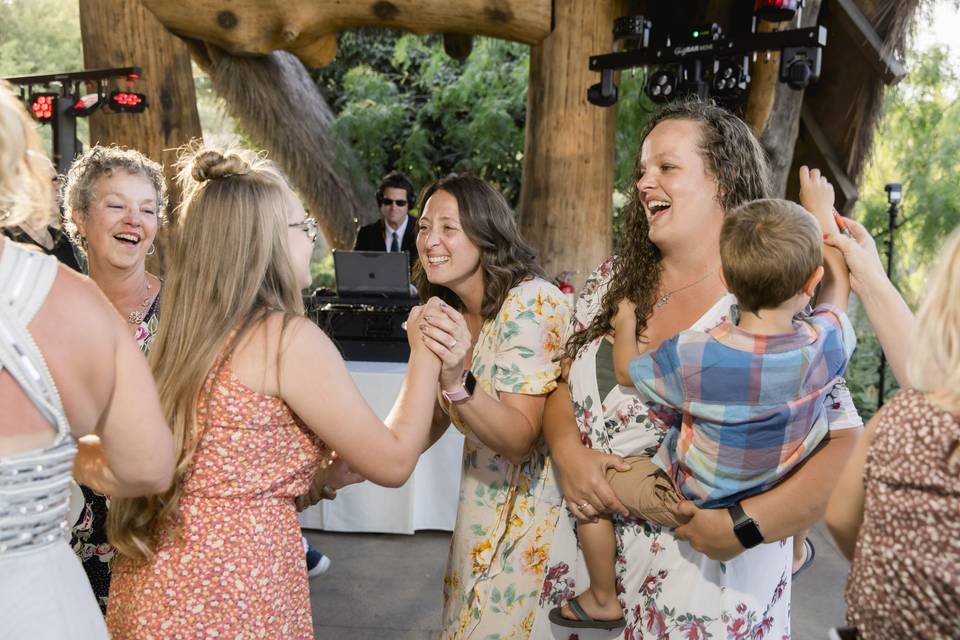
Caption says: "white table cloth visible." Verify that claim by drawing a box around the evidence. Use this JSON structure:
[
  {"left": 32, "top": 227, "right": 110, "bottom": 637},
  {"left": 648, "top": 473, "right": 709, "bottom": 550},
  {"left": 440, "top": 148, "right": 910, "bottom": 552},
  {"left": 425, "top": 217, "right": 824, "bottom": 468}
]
[{"left": 299, "top": 360, "right": 464, "bottom": 534}]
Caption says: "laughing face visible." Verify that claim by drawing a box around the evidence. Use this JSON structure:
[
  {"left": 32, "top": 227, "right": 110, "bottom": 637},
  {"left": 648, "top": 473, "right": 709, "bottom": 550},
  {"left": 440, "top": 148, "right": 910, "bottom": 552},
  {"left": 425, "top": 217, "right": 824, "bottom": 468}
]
[
  {"left": 416, "top": 189, "right": 482, "bottom": 292},
  {"left": 636, "top": 118, "right": 725, "bottom": 251},
  {"left": 75, "top": 170, "right": 159, "bottom": 272}
]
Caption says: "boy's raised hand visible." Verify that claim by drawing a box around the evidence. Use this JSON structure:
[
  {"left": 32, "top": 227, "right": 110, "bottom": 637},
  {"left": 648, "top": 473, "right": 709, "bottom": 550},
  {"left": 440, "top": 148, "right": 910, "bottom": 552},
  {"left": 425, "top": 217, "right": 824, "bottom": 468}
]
[{"left": 799, "top": 165, "right": 840, "bottom": 234}]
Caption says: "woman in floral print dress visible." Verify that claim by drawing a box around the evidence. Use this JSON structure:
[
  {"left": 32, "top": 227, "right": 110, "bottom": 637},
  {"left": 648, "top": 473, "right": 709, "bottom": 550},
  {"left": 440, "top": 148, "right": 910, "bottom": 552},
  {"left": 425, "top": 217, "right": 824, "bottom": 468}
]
[
  {"left": 61, "top": 146, "right": 167, "bottom": 613},
  {"left": 414, "top": 175, "right": 571, "bottom": 638},
  {"left": 105, "top": 146, "right": 441, "bottom": 638},
  {"left": 530, "top": 101, "right": 864, "bottom": 639}
]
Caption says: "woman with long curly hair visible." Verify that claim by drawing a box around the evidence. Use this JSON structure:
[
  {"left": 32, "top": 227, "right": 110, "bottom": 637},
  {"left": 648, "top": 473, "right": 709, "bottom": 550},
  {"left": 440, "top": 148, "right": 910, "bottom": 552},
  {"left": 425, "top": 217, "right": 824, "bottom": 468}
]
[
  {"left": 412, "top": 175, "right": 571, "bottom": 637},
  {"left": 530, "top": 100, "right": 864, "bottom": 638}
]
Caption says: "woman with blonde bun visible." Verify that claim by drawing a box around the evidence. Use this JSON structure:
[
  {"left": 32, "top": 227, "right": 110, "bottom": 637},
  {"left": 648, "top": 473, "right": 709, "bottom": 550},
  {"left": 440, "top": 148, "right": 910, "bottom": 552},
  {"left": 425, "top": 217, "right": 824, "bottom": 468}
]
[{"left": 106, "top": 145, "right": 441, "bottom": 639}]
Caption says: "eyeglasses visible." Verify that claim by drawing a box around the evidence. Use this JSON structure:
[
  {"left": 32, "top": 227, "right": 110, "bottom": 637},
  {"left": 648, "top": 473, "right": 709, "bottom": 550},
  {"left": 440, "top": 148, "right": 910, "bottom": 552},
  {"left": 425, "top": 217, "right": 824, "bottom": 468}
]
[
  {"left": 288, "top": 217, "right": 319, "bottom": 243},
  {"left": 380, "top": 198, "right": 408, "bottom": 208}
]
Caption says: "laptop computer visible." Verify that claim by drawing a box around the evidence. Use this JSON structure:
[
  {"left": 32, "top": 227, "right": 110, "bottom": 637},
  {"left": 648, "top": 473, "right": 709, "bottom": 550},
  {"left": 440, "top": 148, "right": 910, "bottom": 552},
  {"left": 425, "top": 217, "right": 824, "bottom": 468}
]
[{"left": 333, "top": 250, "right": 411, "bottom": 299}]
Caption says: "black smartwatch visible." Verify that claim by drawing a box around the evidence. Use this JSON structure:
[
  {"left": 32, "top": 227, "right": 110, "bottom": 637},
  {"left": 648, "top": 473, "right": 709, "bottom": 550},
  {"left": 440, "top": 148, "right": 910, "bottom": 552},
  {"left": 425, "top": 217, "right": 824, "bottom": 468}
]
[{"left": 728, "top": 502, "right": 764, "bottom": 549}]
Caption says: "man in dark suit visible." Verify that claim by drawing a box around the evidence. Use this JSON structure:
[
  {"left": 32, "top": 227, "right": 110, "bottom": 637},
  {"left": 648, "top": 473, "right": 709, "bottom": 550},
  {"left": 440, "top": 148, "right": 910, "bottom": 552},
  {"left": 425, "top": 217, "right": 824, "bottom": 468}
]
[{"left": 354, "top": 171, "right": 418, "bottom": 270}]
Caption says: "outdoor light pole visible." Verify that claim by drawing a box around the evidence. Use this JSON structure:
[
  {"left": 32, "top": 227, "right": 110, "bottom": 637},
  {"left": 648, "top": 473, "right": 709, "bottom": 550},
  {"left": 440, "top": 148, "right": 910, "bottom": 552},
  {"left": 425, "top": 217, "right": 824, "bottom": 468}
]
[{"left": 876, "top": 182, "right": 902, "bottom": 411}]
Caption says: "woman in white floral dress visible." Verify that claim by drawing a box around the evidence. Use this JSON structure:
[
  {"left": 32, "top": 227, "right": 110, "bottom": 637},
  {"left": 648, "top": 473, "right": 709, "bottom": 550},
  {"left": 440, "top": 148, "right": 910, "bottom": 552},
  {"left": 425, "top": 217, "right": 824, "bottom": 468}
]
[
  {"left": 414, "top": 175, "right": 571, "bottom": 639},
  {"left": 530, "top": 101, "right": 864, "bottom": 639}
]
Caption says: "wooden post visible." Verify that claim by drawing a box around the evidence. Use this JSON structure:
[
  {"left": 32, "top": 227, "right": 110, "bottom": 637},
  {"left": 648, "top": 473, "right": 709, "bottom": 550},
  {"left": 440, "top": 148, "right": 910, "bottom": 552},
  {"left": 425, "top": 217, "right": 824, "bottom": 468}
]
[
  {"left": 518, "top": 0, "right": 621, "bottom": 289},
  {"left": 751, "top": 0, "right": 823, "bottom": 196},
  {"left": 79, "top": 0, "right": 202, "bottom": 270}
]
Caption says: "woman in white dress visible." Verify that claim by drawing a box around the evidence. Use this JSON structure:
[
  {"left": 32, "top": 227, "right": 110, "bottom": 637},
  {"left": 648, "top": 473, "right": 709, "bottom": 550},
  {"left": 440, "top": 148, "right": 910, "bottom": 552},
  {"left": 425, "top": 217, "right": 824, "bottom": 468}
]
[
  {"left": 0, "top": 80, "right": 175, "bottom": 639},
  {"left": 531, "top": 100, "right": 864, "bottom": 638}
]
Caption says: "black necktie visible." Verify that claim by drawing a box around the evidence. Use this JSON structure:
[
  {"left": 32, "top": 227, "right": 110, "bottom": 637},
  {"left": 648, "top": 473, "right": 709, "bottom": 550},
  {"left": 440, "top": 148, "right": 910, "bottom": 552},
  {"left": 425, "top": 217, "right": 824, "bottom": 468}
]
[{"left": 390, "top": 231, "right": 400, "bottom": 253}]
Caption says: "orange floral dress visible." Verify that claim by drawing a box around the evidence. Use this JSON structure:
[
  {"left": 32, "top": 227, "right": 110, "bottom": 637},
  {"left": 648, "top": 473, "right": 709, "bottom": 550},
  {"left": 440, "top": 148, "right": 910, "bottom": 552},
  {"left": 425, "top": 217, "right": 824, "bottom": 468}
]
[{"left": 106, "top": 358, "right": 327, "bottom": 639}]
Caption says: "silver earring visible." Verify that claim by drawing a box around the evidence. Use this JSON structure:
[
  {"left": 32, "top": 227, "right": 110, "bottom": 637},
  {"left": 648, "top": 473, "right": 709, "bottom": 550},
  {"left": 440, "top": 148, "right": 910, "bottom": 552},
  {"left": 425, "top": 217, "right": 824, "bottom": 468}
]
[{"left": 146, "top": 243, "right": 156, "bottom": 256}]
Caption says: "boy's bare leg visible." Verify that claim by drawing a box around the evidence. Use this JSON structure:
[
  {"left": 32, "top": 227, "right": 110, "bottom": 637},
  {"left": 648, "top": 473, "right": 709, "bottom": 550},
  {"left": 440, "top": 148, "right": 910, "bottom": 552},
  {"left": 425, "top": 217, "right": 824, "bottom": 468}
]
[{"left": 562, "top": 516, "right": 623, "bottom": 621}]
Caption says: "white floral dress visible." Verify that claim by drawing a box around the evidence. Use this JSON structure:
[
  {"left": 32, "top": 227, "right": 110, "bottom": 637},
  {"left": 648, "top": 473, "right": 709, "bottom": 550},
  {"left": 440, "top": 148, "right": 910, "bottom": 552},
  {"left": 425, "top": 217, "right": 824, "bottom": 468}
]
[
  {"left": 530, "top": 258, "right": 863, "bottom": 639},
  {"left": 441, "top": 278, "right": 571, "bottom": 639}
]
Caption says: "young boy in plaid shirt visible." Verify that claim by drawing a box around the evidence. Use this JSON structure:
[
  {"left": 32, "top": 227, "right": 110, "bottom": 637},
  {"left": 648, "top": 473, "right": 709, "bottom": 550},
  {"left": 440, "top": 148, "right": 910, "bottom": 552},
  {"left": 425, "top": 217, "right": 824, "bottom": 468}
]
[{"left": 570, "top": 169, "right": 854, "bottom": 625}]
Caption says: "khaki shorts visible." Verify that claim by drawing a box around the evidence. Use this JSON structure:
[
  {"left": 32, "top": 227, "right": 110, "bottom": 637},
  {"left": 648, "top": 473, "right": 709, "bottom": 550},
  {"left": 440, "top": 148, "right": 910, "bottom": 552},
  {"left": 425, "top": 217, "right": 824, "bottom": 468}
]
[{"left": 605, "top": 456, "right": 685, "bottom": 528}]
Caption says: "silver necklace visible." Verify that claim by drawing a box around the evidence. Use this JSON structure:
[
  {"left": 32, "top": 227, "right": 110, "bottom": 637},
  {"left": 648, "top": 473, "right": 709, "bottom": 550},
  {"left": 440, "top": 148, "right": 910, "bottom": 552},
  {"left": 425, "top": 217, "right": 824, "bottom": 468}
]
[
  {"left": 127, "top": 277, "right": 153, "bottom": 325},
  {"left": 656, "top": 267, "right": 718, "bottom": 307}
]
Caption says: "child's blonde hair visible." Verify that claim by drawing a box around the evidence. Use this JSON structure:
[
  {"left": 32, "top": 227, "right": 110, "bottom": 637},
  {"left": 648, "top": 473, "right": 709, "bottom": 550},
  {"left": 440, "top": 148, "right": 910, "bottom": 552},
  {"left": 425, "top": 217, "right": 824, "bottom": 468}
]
[{"left": 907, "top": 227, "right": 960, "bottom": 412}]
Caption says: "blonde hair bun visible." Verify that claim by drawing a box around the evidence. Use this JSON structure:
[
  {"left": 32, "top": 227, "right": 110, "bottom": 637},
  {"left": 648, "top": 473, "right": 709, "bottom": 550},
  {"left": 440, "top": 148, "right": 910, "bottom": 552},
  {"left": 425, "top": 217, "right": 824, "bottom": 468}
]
[{"left": 191, "top": 150, "right": 250, "bottom": 182}]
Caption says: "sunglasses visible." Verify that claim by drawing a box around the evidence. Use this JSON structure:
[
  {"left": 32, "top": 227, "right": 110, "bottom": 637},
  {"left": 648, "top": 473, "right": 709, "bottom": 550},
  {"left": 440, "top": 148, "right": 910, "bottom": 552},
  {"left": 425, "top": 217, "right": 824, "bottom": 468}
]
[
  {"left": 380, "top": 198, "right": 408, "bottom": 207},
  {"left": 288, "top": 217, "right": 319, "bottom": 243}
]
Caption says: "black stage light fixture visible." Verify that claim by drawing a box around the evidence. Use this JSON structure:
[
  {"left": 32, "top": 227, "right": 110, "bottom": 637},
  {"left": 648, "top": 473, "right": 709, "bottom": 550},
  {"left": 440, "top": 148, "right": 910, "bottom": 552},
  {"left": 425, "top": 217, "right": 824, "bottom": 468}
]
[
  {"left": 779, "top": 46, "right": 822, "bottom": 89},
  {"left": 588, "top": 15, "right": 652, "bottom": 107},
  {"left": 645, "top": 67, "right": 680, "bottom": 103},
  {"left": 69, "top": 92, "right": 101, "bottom": 117},
  {"left": 754, "top": 0, "right": 802, "bottom": 23},
  {"left": 108, "top": 90, "right": 147, "bottom": 113},
  {"left": 29, "top": 92, "right": 58, "bottom": 124},
  {"left": 711, "top": 56, "right": 751, "bottom": 98}
]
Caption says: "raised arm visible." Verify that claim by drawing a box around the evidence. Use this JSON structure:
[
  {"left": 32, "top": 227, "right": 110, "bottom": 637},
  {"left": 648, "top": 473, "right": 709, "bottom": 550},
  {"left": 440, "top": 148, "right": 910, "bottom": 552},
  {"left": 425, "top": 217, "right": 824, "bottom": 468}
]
[
  {"left": 799, "top": 166, "right": 850, "bottom": 311},
  {"left": 825, "top": 218, "right": 915, "bottom": 386},
  {"left": 280, "top": 309, "right": 442, "bottom": 488},
  {"left": 72, "top": 279, "right": 175, "bottom": 497}
]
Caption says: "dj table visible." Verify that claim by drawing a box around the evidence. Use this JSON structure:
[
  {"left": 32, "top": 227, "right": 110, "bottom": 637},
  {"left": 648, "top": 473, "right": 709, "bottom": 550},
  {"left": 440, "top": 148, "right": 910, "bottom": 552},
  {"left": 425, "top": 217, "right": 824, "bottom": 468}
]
[{"left": 298, "top": 360, "right": 465, "bottom": 534}]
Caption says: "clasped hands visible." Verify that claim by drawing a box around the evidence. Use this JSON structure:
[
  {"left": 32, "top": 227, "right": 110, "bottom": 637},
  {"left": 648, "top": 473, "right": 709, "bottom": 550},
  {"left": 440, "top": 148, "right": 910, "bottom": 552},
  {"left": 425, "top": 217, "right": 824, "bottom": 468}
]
[{"left": 405, "top": 297, "right": 472, "bottom": 391}]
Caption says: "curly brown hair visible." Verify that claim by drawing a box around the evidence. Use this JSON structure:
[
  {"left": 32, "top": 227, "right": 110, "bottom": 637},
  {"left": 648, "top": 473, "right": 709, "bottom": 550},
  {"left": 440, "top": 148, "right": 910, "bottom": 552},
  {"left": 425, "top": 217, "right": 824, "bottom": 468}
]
[
  {"left": 564, "top": 99, "right": 772, "bottom": 358},
  {"left": 412, "top": 174, "right": 546, "bottom": 320}
]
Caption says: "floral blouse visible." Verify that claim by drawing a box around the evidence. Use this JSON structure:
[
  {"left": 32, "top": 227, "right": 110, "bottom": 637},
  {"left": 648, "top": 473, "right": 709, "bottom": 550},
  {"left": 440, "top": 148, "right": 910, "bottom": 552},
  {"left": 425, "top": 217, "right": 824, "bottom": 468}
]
[
  {"left": 69, "top": 291, "right": 160, "bottom": 613},
  {"left": 440, "top": 278, "right": 571, "bottom": 639}
]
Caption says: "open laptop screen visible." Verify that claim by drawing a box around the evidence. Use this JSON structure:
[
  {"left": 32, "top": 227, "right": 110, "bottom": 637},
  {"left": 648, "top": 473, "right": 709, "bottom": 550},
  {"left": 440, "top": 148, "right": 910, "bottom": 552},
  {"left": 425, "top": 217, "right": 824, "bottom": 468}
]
[{"left": 333, "top": 250, "right": 411, "bottom": 298}]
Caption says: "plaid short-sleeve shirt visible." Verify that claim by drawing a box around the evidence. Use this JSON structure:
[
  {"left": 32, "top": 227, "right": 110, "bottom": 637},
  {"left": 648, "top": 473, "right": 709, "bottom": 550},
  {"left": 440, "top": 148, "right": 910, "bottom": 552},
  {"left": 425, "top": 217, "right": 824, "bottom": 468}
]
[{"left": 629, "top": 303, "right": 855, "bottom": 508}]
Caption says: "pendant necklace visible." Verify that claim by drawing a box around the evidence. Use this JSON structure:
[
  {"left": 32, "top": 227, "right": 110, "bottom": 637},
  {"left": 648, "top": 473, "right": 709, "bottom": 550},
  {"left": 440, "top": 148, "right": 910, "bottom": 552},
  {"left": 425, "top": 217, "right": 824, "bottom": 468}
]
[
  {"left": 127, "top": 277, "right": 153, "bottom": 325},
  {"left": 656, "top": 267, "right": 719, "bottom": 308}
]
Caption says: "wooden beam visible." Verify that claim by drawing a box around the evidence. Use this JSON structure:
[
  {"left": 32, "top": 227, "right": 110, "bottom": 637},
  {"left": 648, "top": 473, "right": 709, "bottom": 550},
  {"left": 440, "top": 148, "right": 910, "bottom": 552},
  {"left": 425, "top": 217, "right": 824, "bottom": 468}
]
[
  {"left": 831, "top": 0, "right": 906, "bottom": 84},
  {"left": 140, "top": 0, "right": 552, "bottom": 68},
  {"left": 518, "top": 0, "right": 621, "bottom": 289},
  {"left": 80, "top": 0, "right": 203, "bottom": 272},
  {"left": 798, "top": 104, "right": 859, "bottom": 212}
]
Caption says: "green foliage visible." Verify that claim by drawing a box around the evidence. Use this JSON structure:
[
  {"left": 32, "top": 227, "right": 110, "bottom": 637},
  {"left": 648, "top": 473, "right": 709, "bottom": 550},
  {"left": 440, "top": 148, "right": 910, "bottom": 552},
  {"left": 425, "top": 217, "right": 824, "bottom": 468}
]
[
  {"left": 312, "top": 29, "right": 528, "bottom": 205},
  {"left": 844, "top": 45, "right": 960, "bottom": 419},
  {"left": 0, "top": 0, "right": 81, "bottom": 78}
]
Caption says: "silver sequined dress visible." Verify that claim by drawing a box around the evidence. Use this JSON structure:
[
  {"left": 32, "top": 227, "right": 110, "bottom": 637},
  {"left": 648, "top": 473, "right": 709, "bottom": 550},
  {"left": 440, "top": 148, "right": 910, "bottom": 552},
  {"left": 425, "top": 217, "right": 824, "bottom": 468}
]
[{"left": 0, "top": 240, "right": 108, "bottom": 638}]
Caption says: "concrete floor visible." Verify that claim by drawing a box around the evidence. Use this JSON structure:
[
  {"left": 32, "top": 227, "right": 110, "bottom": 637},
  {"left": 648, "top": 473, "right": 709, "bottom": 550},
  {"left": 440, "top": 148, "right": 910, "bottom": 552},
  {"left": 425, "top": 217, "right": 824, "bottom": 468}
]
[{"left": 306, "top": 522, "right": 850, "bottom": 640}]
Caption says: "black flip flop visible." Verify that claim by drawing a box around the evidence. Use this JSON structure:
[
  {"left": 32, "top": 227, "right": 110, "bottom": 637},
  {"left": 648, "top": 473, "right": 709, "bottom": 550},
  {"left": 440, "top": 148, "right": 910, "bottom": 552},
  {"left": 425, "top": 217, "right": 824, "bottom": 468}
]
[
  {"left": 548, "top": 596, "right": 626, "bottom": 630},
  {"left": 792, "top": 538, "right": 816, "bottom": 578}
]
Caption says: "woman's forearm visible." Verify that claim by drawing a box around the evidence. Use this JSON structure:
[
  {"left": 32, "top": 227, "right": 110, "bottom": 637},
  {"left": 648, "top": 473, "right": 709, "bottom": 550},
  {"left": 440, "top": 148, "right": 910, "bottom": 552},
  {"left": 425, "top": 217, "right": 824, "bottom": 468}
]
[
  {"left": 742, "top": 427, "right": 862, "bottom": 542},
  {"left": 73, "top": 435, "right": 152, "bottom": 498},
  {"left": 542, "top": 381, "right": 584, "bottom": 460},
  {"left": 454, "top": 388, "right": 542, "bottom": 464},
  {"left": 855, "top": 276, "right": 915, "bottom": 387},
  {"left": 826, "top": 413, "right": 879, "bottom": 560}
]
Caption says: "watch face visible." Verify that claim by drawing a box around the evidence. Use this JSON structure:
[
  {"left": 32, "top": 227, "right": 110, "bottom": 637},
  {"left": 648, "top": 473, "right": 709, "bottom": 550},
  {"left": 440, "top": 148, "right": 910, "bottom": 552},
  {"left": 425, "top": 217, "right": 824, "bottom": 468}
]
[
  {"left": 734, "top": 520, "right": 764, "bottom": 548},
  {"left": 464, "top": 370, "right": 477, "bottom": 395}
]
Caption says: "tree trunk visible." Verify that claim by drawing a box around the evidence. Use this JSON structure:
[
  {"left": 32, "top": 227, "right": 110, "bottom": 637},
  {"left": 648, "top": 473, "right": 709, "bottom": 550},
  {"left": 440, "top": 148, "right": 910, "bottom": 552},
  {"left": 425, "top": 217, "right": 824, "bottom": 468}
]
[
  {"left": 753, "top": 0, "right": 823, "bottom": 196},
  {"left": 518, "top": 0, "right": 621, "bottom": 290},
  {"left": 140, "top": 0, "right": 552, "bottom": 68},
  {"left": 79, "top": 0, "right": 202, "bottom": 272},
  {"left": 188, "top": 46, "right": 374, "bottom": 249}
]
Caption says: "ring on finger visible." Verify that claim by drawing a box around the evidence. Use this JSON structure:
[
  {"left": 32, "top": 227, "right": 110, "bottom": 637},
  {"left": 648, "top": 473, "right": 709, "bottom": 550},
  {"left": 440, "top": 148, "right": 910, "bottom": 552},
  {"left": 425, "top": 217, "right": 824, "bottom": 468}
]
[{"left": 576, "top": 502, "right": 590, "bottom": 511}]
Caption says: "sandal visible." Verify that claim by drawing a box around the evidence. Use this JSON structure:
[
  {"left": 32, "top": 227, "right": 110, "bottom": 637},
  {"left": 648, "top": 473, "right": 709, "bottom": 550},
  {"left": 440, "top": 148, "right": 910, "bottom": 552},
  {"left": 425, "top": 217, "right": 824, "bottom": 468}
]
[
  {"left": 548, "top": 596, "right": 626, "bottom": 630},
  {"left": 792, "top": 537, "right": 816, "bottom": 578}
]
